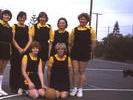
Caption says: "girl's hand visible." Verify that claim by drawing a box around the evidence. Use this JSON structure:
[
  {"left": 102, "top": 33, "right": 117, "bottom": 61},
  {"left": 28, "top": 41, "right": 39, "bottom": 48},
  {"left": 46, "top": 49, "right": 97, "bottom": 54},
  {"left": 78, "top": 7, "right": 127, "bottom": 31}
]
[
  {"left": 28, "top": 81, "right": 35, "bottom": 90},
  {"left": 18, "top": 48, "right": 24, "bottom": 54}
]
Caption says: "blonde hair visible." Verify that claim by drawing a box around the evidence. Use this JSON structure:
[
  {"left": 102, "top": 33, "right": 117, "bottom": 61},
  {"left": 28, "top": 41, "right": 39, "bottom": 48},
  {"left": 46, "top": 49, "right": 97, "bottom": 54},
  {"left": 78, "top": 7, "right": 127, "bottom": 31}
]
[{"left": 55, "top": 43, "right": 66, "bottom": 50}]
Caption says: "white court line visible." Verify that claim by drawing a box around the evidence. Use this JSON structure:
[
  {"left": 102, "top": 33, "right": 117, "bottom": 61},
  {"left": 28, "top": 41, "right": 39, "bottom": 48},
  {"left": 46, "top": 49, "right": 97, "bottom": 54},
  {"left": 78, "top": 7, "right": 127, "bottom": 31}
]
[
  {"left": 87, "top": 84, "right": 100, "bottom": 89},
  {"left": 83, "top": 88, "right": 133, "bottom": 92},
  {"left": 0, "top": 94, "right": 21, "bottom": 100},
  {"left": 86, "top": 68, "right": 123, "bottom": 72}
]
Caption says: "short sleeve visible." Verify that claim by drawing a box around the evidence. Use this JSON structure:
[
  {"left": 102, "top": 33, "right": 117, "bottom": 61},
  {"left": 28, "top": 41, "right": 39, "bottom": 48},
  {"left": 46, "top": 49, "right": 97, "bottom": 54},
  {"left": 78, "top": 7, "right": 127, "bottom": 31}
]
[
  {"left": 49, "top": 26, "right": 54, "bottom": 42},
  {"left": 68, "top": 57, "right": 71, "bottom": 68},
  {"left": 48, "top": 56, "right": 54, "bottom": 67},
  {"left": 12, "top": 24, "right": 15, "bottom": 33},
  {"left": 22, "top": 55, "right": 28, "bottom": 63},
  {"left": 38, "top": 59, "right": 42, "bottom": 67},
  {"left": 29, "top": 25, "right": 35, "bottom": 36},
  {"left": 90, "top": 28, "right": 96, "bottom": 41}
]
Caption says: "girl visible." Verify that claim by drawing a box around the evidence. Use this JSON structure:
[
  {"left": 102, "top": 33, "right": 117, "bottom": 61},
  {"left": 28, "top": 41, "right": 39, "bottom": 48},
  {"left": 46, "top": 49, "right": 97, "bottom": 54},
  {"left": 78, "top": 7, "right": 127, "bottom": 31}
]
[
  {"left": 30, "top": 12, "right": 54, "bottom": 70},
  {"left": 47, "top": 43, "right": 72, "bottom": 100},
  {"left": 10, "top": 11, "right": 32, "bottom": 93},
  {"left": 21, "top": 41, "right": 47, "bottom": 99},
  {"left": 50, "top": 17, "right": 71, "bottom": 56},
  {"left": 0, "top": 10, "right": 12, "bottom": 96},
  {"left": 70, "top": 13, "right": 96, "bottom": 97}
]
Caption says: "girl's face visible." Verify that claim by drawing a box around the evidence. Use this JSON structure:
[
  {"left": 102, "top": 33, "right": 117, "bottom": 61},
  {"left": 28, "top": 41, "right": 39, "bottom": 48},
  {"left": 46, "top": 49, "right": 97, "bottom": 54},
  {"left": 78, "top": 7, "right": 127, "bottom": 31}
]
[
  {"left": 58, "top": 20, "right": 66, "bottom": 30},
  {"left": 79, "top": 16, "right": 88, "bottom": 27},
  {"left": 31, "top": 47, "right": 39, "bottom": 55},
  {"left": 18, "top": 15, "right": 26, "bottom": 25},
  {"left": 39, "top": 16, "right": 46, "bottom": 24},
  {"left": 57, "top": 48, "right": 65, "bottom": 57},
  {"left": 2, "top": 14, "right": 10, "bottom": 22}
]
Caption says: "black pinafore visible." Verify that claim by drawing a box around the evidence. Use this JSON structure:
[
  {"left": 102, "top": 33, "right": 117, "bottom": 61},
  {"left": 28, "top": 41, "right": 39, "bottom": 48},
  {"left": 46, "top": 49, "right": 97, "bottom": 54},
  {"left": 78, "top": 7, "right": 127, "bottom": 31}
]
[
  {"left": 50, "top": 55, "right": 70, "bottom": 91},
  {"left": 71, "top": 27, "right": 92, "bottom": 61}
]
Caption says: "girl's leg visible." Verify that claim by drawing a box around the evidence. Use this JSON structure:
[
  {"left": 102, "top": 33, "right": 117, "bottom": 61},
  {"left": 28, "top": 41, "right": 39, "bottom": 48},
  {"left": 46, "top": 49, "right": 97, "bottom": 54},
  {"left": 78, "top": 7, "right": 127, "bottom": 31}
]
[
  {"left": 0, "top": 59, "right": 8, "bottom": 96},
  {"left": 76, "top": 61, "right": 88, "bottom": 97},
  {"left": 56, "top": 90, "right": 60, "bottom": 98},
  {"left": 28, "top": 89, "right": 39, "bottom": 99},
  {"left": 70, "top": 60, "right": 79, "bottom": 96},
  {"left": 60, "top": 91, "right": 68, "bottom": 99},
  {"left": 38, "top": 88, "right": 45, "bottom": 97},
  {"left": 79, "top": 61, "right": 88, "bottom": 88}
]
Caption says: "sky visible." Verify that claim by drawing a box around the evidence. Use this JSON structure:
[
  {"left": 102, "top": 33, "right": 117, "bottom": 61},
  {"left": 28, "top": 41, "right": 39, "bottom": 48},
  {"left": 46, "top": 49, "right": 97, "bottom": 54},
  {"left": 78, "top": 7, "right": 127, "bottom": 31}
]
[{"left": 0, "top": 0, "right": 133, "bottom": 40}]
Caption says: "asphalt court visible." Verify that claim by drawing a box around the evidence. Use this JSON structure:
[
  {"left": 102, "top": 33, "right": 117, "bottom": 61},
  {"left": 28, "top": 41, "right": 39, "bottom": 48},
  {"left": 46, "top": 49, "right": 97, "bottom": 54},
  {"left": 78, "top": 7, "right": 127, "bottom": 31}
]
[{"left": 1, "top": 59, "right": 133, "bottom": 100}]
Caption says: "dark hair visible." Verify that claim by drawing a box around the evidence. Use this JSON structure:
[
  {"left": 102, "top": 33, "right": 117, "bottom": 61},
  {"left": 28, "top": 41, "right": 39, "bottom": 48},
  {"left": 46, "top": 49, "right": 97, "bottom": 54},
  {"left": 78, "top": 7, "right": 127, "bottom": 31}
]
[
  {"left": 30, "top": 41, "right": 41, "bottom": 51},
  {"left": 78, "top": 13, "right": 90, "bottom": 23},
  {"left": 57, "top": 17, "right": 68, "bottom": 28},
  {"left": 37, "top": 12, "right": 48, "bottom": 22},
  {"left": 17, "top": 11, "right": 27, "bottom": 21},
  {"left": 1, "top": 10, "right": 12, "bottom": 20}
]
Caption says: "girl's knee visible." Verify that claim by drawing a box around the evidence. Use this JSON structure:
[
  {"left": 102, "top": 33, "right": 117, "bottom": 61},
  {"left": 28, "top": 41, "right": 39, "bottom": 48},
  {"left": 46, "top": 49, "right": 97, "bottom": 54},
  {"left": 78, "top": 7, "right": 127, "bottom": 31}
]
[
  {"left": 60, "top": 92, "right": 68, "bottom": 99},
  {"left": 28, "top": 89, "right": 39, "bottom": 99},
  {"left": 38, "top": 89, "right": 45, "bottom": 97}
]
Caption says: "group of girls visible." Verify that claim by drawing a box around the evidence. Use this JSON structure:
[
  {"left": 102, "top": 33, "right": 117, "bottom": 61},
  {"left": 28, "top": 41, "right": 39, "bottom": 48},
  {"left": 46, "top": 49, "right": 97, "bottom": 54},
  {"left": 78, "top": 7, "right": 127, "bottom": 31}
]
[{"left": 0, "top": 9, "right": 96, "bottom": 99}]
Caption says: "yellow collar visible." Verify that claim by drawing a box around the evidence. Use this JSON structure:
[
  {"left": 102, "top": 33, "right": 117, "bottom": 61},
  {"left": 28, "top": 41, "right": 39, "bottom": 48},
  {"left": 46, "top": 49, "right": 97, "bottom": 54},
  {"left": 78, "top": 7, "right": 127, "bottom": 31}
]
[
  {"left": 58, "top": 29, "right": 66, "bottom": 33},
  {"left": 29, "top": 53, "right": 37, "bottom": 60},
  {"left": 77, "top": 25, "right": 91, "bottom": 31},
  {"left": 37, "top": 23, "right": 50, "bottom": 29},
  {"left": 17, "top": 23, "right": 25, "bottom": 27},
  {"left": 55, "top": 54, "right": 67, "bottom": 61},
  {"left": 0, "top": 20, "right": 10, "bottom": 28}
]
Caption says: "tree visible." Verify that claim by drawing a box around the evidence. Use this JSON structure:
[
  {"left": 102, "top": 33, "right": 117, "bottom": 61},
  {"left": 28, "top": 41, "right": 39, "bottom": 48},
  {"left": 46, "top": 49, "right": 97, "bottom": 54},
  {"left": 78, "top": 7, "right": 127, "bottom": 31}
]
[
  {"left": 28, "top": 14, "right": 37, "bottom": 27},
  {"left": 113, "top": 21, "right": 120, "bottom": 35}
]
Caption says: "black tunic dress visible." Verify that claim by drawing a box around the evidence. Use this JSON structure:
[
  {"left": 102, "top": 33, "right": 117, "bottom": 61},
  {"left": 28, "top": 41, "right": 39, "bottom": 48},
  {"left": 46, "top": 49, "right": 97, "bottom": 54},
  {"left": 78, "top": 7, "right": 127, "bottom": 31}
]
[
  {"left": 0, "top": 23, "right": 12, "bottom": 59},
  {"left": 34, "top": 24, "right": 50, "bottom": 61},
  {"left": 50, "top": 55, "right": 70, "bottom": 91},
  {"left": 51, "top": 30, "right": 69, "bottom": 56},
  {"left": 71, "top": 27, "right": 92, "bottom": 61},
  {"left": 10, "top": 24, "right": 29, "bottom": 91},
  {"left": 22, "top": 54, "right": 42, "bottom": 90}
]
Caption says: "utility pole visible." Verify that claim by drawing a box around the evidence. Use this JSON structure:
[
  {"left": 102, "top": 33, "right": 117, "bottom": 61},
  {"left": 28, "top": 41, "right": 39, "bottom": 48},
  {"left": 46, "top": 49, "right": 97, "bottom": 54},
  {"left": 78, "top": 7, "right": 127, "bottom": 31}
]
[
  {"left": 89, "top": 0, "right": 93, "bottom": 27},
  {"left": 108, "top": 26, "right": 110, "bottom": 35},
  {"left": 93, "top": 13, "right": 102, "bottom": 37}
]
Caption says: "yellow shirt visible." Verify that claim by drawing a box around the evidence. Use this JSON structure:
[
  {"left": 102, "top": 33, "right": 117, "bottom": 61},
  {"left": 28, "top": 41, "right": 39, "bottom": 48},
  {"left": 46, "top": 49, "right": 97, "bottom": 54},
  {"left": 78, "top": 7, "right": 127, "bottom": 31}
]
[
  {"left": 12, "top": 23, "right": 32, "bottom": 35},
  {"left": 0, "top": 20, "right": 10, "bottom": 28},
  {"left": 48, "top": 54, "right": 71, "bottom": 68},
  {"left": 52, "top": 29, "right": 71, "bottom": 46},
  {"left": 69, "top": 25, "right": 96, "bottom": 45},
  {"left": 22, "top": 53, "right": 42, "bottom": 67},
  {"left": 30, "top": 23, "right": 54, "bottom": 42}
]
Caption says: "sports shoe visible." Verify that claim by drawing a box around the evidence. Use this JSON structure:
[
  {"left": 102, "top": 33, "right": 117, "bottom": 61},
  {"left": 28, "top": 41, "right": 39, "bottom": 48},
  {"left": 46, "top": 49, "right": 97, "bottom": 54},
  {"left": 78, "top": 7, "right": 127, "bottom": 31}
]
[
  {"left": 18, "top": 88, "right": 23, "bottom": 95},
  {"left": 76, "top": 89, "right": 83, "bottom": 97},
  {"left": 70, "top": 88, "right": 78, "bottom": 96},
  {"left": 0, "top": 89, "right": 8, "bottom": 96}
]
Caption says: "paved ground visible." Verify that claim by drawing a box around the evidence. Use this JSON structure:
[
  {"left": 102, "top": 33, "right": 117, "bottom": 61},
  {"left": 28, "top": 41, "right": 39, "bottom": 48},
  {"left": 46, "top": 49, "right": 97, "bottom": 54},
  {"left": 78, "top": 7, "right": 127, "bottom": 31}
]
[{"left": 1, "top": 59, "right": 133, "bottom": 100}]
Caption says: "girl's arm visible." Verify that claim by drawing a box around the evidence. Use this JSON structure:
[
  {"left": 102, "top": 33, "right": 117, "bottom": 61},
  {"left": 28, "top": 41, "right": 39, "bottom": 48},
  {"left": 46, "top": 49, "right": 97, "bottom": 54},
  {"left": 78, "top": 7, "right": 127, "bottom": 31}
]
[
  {"left": 12, "top": 25, "right": 23, "bottom": 54},
  {"left": 23, "top": 34, "right": 32, "bottom": 52},
  {"left": 47, "top": 66, "right": 51, "bottom": 87},
  {"left": 21, "top": 56, "right": 35, "bottom": 89},
  {"left": 38, "top": 59, "right": 47, "bottom": 89},
  {"left": 48, "top": 42, "right": 52, "bottom": 58}
]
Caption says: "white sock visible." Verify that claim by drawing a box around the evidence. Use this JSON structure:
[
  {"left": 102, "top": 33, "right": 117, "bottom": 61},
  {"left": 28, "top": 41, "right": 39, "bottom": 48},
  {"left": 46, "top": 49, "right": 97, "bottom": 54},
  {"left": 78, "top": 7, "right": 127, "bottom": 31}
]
[
  {"left": 78, "top": 88, "right": 83, "bottom": 91},
  {"left": 74, "top": 87, "right": 77, "bottom": 90},
  {"left": 0, "top": 75, "right": 3, "bottom": 90}
]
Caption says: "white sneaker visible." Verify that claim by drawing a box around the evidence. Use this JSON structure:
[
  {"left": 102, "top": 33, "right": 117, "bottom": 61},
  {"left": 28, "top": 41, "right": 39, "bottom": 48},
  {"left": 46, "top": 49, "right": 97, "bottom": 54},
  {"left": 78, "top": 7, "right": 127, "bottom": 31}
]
[
  {"left": 70, "top": 88, "right": 78, "bottom": 96},
  {"left": 18, "top": 88, "right": 23, "bottom": 95},
  {"left": 0, "top": 89, "right": 8, "bottom": 96},
  {"left": 77, "top": 89, "right": 83, "bottom": 97}
]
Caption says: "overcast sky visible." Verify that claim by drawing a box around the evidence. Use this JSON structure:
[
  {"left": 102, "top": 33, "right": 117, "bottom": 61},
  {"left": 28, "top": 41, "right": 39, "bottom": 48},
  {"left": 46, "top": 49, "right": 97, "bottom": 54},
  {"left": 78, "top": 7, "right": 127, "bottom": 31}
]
[{"left": 0, "top": 0, "right": 133, "bottom": 40}]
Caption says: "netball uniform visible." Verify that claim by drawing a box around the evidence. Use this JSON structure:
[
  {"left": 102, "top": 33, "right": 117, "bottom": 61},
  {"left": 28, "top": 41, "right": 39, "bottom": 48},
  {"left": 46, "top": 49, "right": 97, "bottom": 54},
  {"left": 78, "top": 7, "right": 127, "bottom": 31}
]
[
  {"left": 51, "top": 30, "right": 70, "bottom": 56},
  {"left": 0, "top": 20, "right": 12, "bottom": 60},
  {"left": 22, "top": 53, "right": 42, "bottom": 90},
  {"left": 10, "top": 23, "right": 31, "bottom": 92},
  {"left": 70, "top": 25, "right": 96, "bottom": 61},
  {"left": 48, "top": 54, "right": 71, "bottom": 91},
  {"left": 31, "top": 23, "right": 53, "bottom": 61}
]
